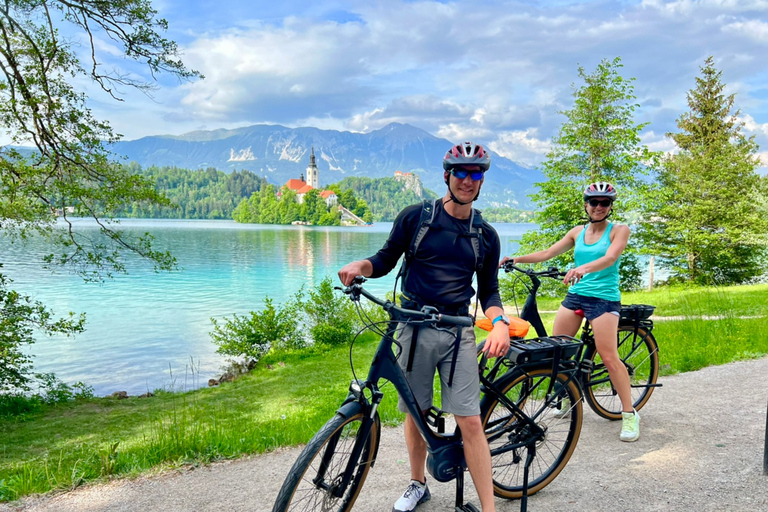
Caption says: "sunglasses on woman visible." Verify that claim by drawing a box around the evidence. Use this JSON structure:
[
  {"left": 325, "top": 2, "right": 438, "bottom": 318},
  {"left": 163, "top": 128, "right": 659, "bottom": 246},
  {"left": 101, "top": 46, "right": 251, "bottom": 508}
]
[
  {"left": 587, "top": 199, "right": 613, "bottom": 207},
  {"left": 450, "top": 168, "right": 485, "bottom": 181}
]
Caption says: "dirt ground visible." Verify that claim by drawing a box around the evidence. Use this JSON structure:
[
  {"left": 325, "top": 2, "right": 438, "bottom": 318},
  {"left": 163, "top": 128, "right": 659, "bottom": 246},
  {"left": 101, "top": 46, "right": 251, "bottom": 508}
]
[{"left": 3, "top": 356, "right": 768, "bottom": 512}]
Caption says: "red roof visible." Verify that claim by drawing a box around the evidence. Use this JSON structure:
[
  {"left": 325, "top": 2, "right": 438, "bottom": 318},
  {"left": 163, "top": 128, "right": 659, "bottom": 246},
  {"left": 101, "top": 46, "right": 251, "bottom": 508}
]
[
  {"left": 320, "top": 190, "right": 336, "bottom": 199},
  {"left": 297, "top": 184, "right": 313, "bottom": 194},
  {"left": 285, "top": 179, "right": 307, "bottom": 191}
]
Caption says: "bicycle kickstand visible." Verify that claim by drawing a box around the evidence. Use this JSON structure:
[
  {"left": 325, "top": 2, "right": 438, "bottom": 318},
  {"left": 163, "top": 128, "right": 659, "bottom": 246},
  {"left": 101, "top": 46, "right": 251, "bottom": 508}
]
[
  {"left": 454, "top": 468, "right": 480, "bottom": 512},
  {"left": 519, "top": 442, "right": 536, "bottom": 512}
]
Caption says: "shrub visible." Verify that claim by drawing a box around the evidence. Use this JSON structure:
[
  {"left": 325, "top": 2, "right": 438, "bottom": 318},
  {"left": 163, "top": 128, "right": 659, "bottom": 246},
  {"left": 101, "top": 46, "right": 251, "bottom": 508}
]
[
  {"left": 299, "top": 277, "right": 357, "bottom": 346},
  {"left": 0, "top": 376, "right": 94, "bottom": 417},
  {"left": 310, "top": 323, "right": 351, "bottom": 347},
  {"left": 210, "top": 296, "right": 302, "bottom": 362},
  {"left": 1, "top": 270, "right": 84, "bottom": 394}
]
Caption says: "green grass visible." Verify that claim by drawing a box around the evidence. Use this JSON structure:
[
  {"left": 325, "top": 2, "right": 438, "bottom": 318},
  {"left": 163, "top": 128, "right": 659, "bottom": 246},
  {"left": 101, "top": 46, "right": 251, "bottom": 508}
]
[
  {"left": 623, "top": 283, "right": 768, "bottom": 317},
  {"left": 0, "top": 336, "right": 403, "bottom": 501},
  {"left": 1, "top": 283, "right": 767, "bottom": 501}
]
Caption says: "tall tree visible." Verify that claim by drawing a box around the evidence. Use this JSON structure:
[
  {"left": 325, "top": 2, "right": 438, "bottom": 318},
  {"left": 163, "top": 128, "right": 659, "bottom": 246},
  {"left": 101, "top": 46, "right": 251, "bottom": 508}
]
[
  {"left": 639, "top": 56, "right": 767, "bottom": 284},
  {"left": 0, "top": 1, "right": 197, "bottom": 394},
  {"left": 519, "top": 57, "right": 659, "bottom": 290}
]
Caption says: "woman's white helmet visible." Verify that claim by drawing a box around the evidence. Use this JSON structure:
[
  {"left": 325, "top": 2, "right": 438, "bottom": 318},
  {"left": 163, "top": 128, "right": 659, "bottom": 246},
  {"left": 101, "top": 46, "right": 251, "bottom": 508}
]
[{"left": 583, "top": 182, "right": 618, "bottom": 201}]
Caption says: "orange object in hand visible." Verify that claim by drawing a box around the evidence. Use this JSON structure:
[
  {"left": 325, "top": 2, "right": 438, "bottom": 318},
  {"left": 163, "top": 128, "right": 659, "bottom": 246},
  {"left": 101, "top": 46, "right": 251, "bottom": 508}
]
[{"left": 475, "top": 316, "right": 530, "bottom": 338}]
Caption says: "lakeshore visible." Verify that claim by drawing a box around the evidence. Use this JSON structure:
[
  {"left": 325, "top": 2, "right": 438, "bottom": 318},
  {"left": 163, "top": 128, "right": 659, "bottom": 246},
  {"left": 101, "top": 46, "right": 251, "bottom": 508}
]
[{"left": 0, "top": 219, "right": 534, "bottom": 395}]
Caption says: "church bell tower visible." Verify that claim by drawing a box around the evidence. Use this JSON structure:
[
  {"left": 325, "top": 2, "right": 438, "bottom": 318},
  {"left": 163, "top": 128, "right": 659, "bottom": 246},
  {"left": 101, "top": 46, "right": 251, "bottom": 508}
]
[{"left": 306, "top": 147, "right": 319, "bottom": 189}]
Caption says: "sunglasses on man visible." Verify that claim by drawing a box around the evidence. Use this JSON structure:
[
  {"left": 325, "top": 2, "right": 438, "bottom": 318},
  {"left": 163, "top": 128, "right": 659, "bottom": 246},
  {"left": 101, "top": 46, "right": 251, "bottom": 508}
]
[
  {"left": 450, "top": 168, "right": 485, "bottom": 181},
  {"left": 587, "top": 198, "right": 613, "bottom": 208}
]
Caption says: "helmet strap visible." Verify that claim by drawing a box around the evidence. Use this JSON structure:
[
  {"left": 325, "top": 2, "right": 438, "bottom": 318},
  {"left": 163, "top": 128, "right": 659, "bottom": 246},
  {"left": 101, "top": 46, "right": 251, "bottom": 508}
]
[
  {"left": 446, "top": 186, "right": 472, "bottom": 206},
  {"left": 445, "top": 174, "right": 479, "bottom": 206},
  {"left": 585, "top": 206, "right": 613, "bottom": 223}
]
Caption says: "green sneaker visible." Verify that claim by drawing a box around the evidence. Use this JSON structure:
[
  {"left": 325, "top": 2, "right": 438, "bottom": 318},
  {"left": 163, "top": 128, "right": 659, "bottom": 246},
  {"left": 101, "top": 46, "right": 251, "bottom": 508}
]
[{"left": 620, "top": 409, "right": 640, "bottom": 442}]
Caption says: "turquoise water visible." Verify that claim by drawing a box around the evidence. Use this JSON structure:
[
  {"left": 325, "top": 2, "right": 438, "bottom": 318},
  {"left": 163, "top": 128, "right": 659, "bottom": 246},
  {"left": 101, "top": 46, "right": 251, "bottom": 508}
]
[{"left": 0, "top": 219, "right": 533, "bottom": 396}]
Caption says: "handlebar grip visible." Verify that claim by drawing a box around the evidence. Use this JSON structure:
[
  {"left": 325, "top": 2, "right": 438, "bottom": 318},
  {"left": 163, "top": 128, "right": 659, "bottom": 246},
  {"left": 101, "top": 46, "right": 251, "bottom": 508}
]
[{"left": 438, "top": 314, "right": 474, "bottom": 327}]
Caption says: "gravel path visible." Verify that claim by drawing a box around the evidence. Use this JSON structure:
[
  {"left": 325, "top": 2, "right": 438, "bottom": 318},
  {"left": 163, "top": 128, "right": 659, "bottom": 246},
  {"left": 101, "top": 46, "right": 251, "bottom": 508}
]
[{"left": 3, "top": 357, "right": 768, "bottom": 512}]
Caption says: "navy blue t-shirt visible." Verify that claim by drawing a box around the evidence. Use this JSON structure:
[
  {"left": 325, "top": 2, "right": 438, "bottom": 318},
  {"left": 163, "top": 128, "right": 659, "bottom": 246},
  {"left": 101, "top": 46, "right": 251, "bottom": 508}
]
[{"left": 366, "top": 200, "right": 502, "bottom": 313}]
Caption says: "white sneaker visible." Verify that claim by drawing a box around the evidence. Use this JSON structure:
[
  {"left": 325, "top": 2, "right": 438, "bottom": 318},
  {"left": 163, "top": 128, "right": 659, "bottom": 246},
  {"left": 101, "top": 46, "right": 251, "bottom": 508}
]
[
  {"left": 620, "top": 409, "right": 640, "bottom": 442},
  {"left": 392, "top": 480, "right": 430, "bottom": 512},
  {"left": 552, "top": 398, "right": 571, "bottom": 418}
]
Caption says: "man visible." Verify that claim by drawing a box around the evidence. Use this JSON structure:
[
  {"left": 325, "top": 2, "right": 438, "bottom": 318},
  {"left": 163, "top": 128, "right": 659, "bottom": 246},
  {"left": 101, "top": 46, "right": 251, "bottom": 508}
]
[{"left": 338, "top": 141, "right": 510, "bottom": 512}]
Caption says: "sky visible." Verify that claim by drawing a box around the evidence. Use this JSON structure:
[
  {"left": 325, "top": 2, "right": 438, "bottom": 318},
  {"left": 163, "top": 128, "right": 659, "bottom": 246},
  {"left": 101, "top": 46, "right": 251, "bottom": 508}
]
[{"left": 81, "top": 0, "right": 768, "bottom": 170}]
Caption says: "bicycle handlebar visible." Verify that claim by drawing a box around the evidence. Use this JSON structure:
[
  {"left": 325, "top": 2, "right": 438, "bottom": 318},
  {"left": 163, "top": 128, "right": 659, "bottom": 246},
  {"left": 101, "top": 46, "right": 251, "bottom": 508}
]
[
  {"left": 501, "top": 261, "right": 567, "bottom": 280},
  {"left": 338, "top": 277, "right": 474, "bottom": 328}
]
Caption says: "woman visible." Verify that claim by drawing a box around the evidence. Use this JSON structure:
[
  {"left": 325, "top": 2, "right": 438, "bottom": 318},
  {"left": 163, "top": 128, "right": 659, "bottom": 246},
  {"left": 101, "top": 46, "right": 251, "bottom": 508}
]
[{"left": 500, "top": 182, "right": 639, "bottom": 442}]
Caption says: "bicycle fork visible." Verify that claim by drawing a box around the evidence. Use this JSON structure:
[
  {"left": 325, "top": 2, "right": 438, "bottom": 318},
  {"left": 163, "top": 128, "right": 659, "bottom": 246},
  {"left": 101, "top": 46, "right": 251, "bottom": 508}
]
[{"left": 314, "top": 380, "right": 383, "bottom": 498}]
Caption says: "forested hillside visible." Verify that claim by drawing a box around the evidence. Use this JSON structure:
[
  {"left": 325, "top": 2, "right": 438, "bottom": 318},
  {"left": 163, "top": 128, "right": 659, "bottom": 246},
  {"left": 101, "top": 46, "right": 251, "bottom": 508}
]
[
  {"left": 117, "top": 164, "right": 531, "bottom": 223},
  {"left": 334, "top": 176, "right": 437, "bottom": 221},
  {"left": 118, "top": 164, "right": 268, "bottom": 219},
  {"left": 479, "top": 207, "right": 536, "bottom": 223}
]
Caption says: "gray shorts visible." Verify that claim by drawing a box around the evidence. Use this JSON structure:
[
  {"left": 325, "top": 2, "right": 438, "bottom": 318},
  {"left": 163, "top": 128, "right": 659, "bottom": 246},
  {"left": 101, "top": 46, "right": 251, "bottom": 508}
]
[{"left": 395, "top": 323, "right": 480, "bottom": 417}]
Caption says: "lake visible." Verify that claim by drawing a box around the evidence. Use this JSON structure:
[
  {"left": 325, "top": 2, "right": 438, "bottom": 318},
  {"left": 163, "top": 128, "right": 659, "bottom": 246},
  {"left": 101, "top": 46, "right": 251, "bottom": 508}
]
[{"left": 0, "top": 219, "right": 534, "bottom": 396}]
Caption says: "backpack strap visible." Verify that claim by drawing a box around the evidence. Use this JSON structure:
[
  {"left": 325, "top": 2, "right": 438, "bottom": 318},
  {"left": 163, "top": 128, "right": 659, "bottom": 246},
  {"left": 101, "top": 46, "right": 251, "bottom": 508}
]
[
  {"left": 395, "top": 199, "right": 438, "bottom": 295},
  {"left": 467, "top": 207, "right": 484, "bottom": 273},
  {"left": 409, "top": 199, "right": 438, "bottom": 261}
]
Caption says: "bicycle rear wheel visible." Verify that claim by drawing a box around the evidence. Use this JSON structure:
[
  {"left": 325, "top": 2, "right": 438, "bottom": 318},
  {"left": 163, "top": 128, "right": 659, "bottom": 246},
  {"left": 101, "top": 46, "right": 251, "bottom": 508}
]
[
  {"left": 481, "top": 366, "right": 583, "bottom": 499},
  {"left": 584, "top": 326, "right": 660, "bottom": 420},
  {"left": 272, "top": 409, "right": 380, "bottom": 512}
]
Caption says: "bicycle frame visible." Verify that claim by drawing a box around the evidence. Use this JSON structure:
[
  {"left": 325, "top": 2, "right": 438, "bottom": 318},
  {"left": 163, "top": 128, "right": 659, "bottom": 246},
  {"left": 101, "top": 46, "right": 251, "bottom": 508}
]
[
  {"left": 338, "top": 279, "right": 577, "bottom": 511},
  {"left": 330, "top": 280, "right": 493, "bottom": 511},
  {"left": 274, "top": 277, "right": 587, "bottom": 512},
  {"left": 500, "top": 263, "right": 662, "bottom": 420},
  {"left": 344, "top": 317, "right": 469, "bottom": 482}
]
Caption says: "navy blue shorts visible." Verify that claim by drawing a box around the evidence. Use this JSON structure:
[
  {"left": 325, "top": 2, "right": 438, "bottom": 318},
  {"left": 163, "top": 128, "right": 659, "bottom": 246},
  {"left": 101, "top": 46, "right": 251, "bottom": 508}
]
[{"left": 561, "top": 292, "right": 621, "bottom": 321}]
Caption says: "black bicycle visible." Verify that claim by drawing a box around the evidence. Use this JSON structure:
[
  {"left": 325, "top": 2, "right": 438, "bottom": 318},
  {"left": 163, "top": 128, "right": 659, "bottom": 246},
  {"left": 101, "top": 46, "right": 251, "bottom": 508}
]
[
  {"left": 489, "top": 262, "right": 661, "bottom": 420},
  {"left": 272, "top": 276, "right": 585, "bottom": 512}
]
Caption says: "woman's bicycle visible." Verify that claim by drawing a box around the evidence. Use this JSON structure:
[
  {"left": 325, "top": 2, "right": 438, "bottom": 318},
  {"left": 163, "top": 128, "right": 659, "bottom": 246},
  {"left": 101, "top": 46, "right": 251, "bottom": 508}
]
[
  {"left": 479, "top": 262, "right": 661, "bottom": 421},
  {"left": 272, "top": 276, "right": 586, "bottom": 512}
]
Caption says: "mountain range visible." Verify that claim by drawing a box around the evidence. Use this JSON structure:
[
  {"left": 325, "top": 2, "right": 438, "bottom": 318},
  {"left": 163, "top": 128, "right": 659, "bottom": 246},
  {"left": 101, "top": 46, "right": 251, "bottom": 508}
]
[{"left": 111, "top": 122, "right": 543, "bottom": 209}]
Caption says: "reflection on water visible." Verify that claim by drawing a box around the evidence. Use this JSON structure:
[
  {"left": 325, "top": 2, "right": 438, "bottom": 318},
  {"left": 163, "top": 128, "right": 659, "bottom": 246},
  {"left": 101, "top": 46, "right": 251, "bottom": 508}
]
[{"left": 0, "top": 219, "right": 531, "bottom": 396}]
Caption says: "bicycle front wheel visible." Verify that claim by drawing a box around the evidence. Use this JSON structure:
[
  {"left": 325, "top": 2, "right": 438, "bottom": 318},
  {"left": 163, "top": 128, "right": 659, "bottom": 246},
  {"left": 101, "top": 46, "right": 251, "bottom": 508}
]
[
  {"left": 584, "top": 326, "right": 660, "bottom": 420},
  {"left": 481, "top": 367, "right": 583, "bottom": 499},
  {"left": 272, "top": 409, "right": 380, "bottom": 512}
]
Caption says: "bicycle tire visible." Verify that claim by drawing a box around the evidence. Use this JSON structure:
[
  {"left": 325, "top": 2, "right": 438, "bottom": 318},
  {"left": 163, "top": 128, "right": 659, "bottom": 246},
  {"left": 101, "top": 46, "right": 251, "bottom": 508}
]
[
  {"left": 583, "top": 326, "right": 660, "bottom": 420},
  {"left": 272, "top": 409, "right": 380, "bottom": 512},
  {"left": 481, "top": 366, "right": 583, "bottom": 499}
]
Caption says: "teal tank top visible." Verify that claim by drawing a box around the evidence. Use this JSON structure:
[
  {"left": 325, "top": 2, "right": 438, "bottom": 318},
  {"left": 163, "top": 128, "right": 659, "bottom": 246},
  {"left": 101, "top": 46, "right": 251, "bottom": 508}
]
[{"left": 569, "top": 223, "right": 621, "bottom": 302}]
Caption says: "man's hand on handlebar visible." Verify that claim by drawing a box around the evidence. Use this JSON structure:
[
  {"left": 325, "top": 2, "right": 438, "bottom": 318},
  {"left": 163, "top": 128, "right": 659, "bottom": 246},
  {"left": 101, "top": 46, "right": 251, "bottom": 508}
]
[{"left": 338, "top": 260, "right": 372, "bottom": 286}]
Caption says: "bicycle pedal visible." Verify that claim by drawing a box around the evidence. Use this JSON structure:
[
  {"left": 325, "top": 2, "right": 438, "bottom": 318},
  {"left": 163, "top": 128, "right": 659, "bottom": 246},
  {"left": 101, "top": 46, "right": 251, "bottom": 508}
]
[
  {"left": 425, "top": 407, "right": 446, "bottom": 433},
  {"left": 455, "top": 503, "right": 480, "bottom": 512}
]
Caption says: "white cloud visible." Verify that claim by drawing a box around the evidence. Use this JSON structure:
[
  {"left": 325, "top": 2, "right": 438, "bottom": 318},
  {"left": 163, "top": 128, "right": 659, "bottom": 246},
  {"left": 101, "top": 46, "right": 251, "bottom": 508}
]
[
  {"left": 642, "top": 0, "right": 768, "bottom": 16},
  {"left": 742, "top": 113, "right": 768, "bottom": 136},
  {"left": 723, "top": 19, "right": 768, "bottom": 42},
  {"left": 81, "top": 0, "right": 768, "bottom": 168},
  {"left": 488, "top": 129, "right": 551, "bottom": 167},
  {"left": 436, "top": 123, "right": 494, "bottom": 145},
  {"left": 641, "top": 130, "right": 677, "bottom": 157}
]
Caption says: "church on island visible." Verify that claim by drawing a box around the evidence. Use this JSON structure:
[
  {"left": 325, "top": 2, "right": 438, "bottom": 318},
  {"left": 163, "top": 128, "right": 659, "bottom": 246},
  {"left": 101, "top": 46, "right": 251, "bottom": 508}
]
[
  {"left": 281, "top": 147, "right": 337, "bottom": 206},
  {"left": 280, "top": 147, "right": 369, "bottom": 226}
]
